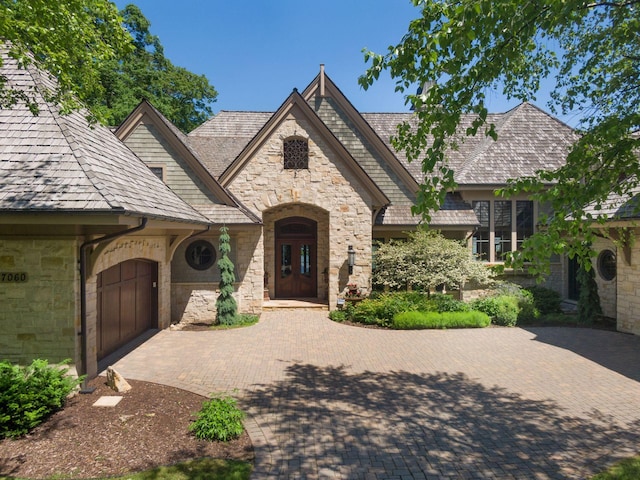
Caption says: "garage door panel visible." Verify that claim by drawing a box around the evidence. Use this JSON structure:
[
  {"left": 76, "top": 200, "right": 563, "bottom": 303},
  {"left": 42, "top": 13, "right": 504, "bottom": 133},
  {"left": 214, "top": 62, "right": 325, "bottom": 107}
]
[{"left": 96, "top": 260, "right": 158, "bottom": 360}]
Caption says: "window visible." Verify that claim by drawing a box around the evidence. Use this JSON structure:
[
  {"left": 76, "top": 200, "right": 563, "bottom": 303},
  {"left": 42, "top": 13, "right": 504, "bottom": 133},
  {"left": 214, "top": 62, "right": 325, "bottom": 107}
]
[
  {"left": 516, "top": 201, "right": 534, "bottom": 250},
  {"left": 493, "top": 201, "right": 512, "bottom": 260},
  {"left": 149, "top": 166, "right": 164, "bottom": 181},
  {"left": 283, "top": 138, "right": 308, "bottom": 169},
  {"left": 597, "top": 249, "right": 616, "bottom": 281},
  {"left": 471, "top": 199, "right": 536, "bottom": 262},
  {"left": 185, "top": 240, "right": 216, "bottom": 270},
  {"left": 472, "top": 201, "right": 490, "bottom": 260}
]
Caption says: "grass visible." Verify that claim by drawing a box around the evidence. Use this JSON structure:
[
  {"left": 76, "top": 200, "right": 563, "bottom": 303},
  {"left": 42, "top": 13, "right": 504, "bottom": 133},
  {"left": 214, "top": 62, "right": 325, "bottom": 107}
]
[
  {"left": 0, "top": 458, "right": 252, "bottom": 480},
  {"left": 209, "top": 314, "right": 259, "bottom": 330},
  {"left": 591, "top": 455, "right": 640, "bottom": 480}
]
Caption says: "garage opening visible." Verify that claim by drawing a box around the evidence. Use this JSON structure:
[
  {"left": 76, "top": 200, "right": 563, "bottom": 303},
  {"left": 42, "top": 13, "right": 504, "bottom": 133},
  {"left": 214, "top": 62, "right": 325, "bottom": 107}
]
[{"left": 96, "top": 259, "right": 158, "bottom": 360}]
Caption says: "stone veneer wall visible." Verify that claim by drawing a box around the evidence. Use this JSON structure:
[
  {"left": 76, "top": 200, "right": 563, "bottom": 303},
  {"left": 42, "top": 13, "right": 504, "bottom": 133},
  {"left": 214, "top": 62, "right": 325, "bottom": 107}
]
[
  {"left": 228, "top": 115, "right": 373, "bottom": 309},
  {"left": 592, "top": 237, "right": 617, "bottom": 319},
  {"left": 170, "top": 228, "right": 262, "bottom": 323},
  {"left": 0, "top": 239, "right": 78, "bottom": 366},
  {"left": 616, "top": 234, "right": 640, "bottom": 335}
]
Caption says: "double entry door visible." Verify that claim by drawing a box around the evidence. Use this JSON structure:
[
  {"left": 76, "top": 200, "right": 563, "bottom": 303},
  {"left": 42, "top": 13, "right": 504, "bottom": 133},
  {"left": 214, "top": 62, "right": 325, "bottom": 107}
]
[{"left": 275, "top": 217, "right": 317, "bottom": 298}]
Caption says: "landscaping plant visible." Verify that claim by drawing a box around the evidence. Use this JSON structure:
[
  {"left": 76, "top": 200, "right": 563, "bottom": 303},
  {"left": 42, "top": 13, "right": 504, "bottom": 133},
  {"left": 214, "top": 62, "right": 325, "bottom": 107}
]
[
  {"left": 189, "top": 396, "right": 245, "bottom": 442},
  {"left": 0, "top": 359, "right": 80, "bottom": 438},
  {"left": 577, "top": 261, "right": 603, "bottom": 324},
  {"left": 216, "top": 225, "right": 238, "bottom": 325},
  {"left": 392, "top": 310, "right": 490, "bottom": 329},
  {"left": 471, "top": 295, "right": 520, "bottom": 327}
]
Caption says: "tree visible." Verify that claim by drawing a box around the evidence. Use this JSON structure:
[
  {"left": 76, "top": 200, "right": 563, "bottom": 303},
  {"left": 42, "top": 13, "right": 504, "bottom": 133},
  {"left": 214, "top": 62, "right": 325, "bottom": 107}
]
[
  {"left": 216, "top": 226, "right": 238, "bottom": 325},
  {"left": 577, "top": 260, "right": 602, "bottom": 324},
  {"left": 1, "top": 2, "right": 217, "bottom": 132},
  {"left": 359, "top": 0, "right": 640, "bottom": 276},
  {"left": 88, "top": 4, "right": 217, "bottom": 132},
  {"left": 0, "top": 0, "right": 132, "bottom": 121},
  {"left": 372, "top": 229, "right": 494, "bottom": 293}
]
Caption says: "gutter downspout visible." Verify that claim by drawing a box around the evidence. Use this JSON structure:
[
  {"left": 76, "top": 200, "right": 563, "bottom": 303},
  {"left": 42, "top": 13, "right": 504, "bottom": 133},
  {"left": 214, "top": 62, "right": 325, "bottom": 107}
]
[{"left": 78, "top": 217, "right": 148, "bottom": 393}]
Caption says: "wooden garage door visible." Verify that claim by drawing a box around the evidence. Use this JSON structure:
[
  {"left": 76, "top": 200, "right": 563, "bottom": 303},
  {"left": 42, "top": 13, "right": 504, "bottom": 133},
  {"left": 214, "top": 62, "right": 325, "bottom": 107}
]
[{"left": 96, "top": 259, "right": 158, "bottom": 360}]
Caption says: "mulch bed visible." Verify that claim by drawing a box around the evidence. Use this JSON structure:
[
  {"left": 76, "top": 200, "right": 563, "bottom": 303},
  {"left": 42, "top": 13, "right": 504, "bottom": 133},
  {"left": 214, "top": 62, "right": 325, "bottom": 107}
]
[{"left": 0, "top": 377, "right": 253, "bottom": 479}]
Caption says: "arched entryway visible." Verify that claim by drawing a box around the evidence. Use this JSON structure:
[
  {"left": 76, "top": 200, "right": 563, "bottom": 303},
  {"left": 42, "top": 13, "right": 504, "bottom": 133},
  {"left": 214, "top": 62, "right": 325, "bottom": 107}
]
[{"left": 275, "top": 217, "right": 317, "bottom": 298}]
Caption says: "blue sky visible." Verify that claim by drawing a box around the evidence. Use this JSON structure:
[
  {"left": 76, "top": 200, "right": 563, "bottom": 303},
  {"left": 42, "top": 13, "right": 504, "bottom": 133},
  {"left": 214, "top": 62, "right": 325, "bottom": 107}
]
[{"left": 114, "top": 1, "right": 558, "bottom": 120}]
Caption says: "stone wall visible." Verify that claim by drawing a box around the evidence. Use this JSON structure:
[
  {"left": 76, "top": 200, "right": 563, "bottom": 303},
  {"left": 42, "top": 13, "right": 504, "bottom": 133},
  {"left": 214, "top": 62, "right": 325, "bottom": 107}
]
[
  {"left": 227, "top": 115, "right": 374, "bottom": 310},
  {"left": 616, "top": 234, "right": 640, "bottom": 335},
  {"left": 0, "top": 239, "right": 78, "bottom": 366}
]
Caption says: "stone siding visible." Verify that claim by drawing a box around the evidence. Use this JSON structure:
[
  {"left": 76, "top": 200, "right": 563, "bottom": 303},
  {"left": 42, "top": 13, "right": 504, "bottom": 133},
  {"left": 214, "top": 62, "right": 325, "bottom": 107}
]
[
  {"left": 616, "top": 236, "right": 640, "bottom": 335},
  {"left": 228, "top": 115, "right": 374, "bottom": 310},
  {"left": 0, "top": 239, "right": 78, "bottom": 366}
]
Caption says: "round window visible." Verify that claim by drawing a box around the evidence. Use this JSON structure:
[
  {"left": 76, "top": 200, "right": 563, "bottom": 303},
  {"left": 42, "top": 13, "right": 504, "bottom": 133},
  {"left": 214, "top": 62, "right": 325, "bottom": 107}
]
[
  {"left": 597, "top": 249, "right": 616, "bottom": 281},
  {"left": 185, "top": 240, "right": 216, "bottom": 271}
]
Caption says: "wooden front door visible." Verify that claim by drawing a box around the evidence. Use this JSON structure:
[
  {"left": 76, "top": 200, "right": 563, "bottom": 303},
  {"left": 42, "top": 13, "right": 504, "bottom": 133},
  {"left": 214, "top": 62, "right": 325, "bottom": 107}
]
[{"left": 275, "top": 218, "right": 317, "bottom": 298}]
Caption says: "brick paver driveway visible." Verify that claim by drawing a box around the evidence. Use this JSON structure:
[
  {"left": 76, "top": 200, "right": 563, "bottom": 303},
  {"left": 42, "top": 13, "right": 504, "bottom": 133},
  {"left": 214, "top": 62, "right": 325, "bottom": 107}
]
[{"left": 107, "top": 311, "right": 640, "bottom": 479}]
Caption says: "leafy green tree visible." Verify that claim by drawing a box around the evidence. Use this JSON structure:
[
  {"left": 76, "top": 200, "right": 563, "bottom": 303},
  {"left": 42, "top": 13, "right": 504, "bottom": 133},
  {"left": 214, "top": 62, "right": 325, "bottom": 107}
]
[
  {"left": 359, "top": 0, "right": 640, "bottom": 275},
  {"left": 216, "top": 226, "right": 238, "bottom": 325},
  {"left": 372, "top": 229, "right": 494, "bottom": 292},
  {"left": 0, "top": 0, "right": 132, "bottom": 120},
  {"left": 89, "top": 4, "right": 217, "bottom": 132}
]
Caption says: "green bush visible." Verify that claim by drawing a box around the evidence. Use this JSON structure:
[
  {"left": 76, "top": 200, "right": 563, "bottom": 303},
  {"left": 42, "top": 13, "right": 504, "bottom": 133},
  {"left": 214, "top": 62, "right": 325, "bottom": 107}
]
[
  {"left": 525, "top": 286, "right": 562, "bottom": 315},
  {"left": 189, "top": 396, "right": 245, "bottom": 442},
  {"left": 0, "top": 359, "right": 80, "bottom": 439},
  {"left": 350, "top": 292, "right": 432, "bottom": 327},
  {"left": 430, "top": 293, "right": 470, "bottom": 312},
  {"left": 472, "top": 295, "right": 519, "bottom": 326},
  {"left": 328, "top": 309, "right": 348, "bottom": 322},
  {"left": 392, "top": 310, "right": 490, "bottom": 329}
]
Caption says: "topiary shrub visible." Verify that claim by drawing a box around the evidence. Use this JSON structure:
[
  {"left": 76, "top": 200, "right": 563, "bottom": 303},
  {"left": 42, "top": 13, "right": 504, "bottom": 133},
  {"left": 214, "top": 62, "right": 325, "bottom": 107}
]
[
  {"left": 471, "top": 295, "right": 519, "bottom": 326},
  {"left": 216, "top": 226, "right": 238, "bottom": 325},
  {"left": 392, "top": 310, "right": 490, "bottom": 329},
  {"left": 189, "top": 396, "right": 245, "bottom": 442},
  {"left": 0, "top": 359, "right": 80, "bottom": 439}
]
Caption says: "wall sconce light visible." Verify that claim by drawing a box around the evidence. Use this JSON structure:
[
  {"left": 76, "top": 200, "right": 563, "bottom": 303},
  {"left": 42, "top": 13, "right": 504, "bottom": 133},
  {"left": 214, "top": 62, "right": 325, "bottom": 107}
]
[{"left": 347, "top": 245, "right": 356, "bottom": 274}]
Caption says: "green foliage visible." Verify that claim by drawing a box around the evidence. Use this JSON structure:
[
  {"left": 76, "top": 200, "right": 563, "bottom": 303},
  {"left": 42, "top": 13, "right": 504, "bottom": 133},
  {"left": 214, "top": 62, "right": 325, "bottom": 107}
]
[
  {"left": 392, "top": 310, "right": 490, "bottom": 329},
  {"left": 328, "top": 309, "right": 348, "bottom": 322},
  {"left": 0, "top": 359, "right": 80, "bottom": 438},
  {"left": 525, "top": 285, "right": 563, "bottom": 316},
  {"left": 216, "top": 226, "right": 238, "bottom": 325},
  {"left": 430, "top": 294, "right": 470, "bottom": 312},
  {"left": 189, "top": 395, "right": 245, "bottom": 442},
  {"left": 577, "top": 261, "right": 603, "bottom": 324},
  {"left": 0, "top": 0, "right": 133, "bottom": 123},
  {"left": 90, "top": 4, "right": 218, "bottom": 132},
  {"left": 372, "top": 229, "right": 494, "bottom": 292},
  {"left": 352, "top": 291, "right": 433, "bottom": 327},
  {"left": 360, "top": 0, "right": 640, "bottom": 276},
  {"left": 592, "top": 455, "right": 640, "bottom": 480},
  {"left": 105, "top": 458, "right": 252, "bottom": 480},
  {"left": 472, "top": 295, "right": 520, "bottom": 327}
]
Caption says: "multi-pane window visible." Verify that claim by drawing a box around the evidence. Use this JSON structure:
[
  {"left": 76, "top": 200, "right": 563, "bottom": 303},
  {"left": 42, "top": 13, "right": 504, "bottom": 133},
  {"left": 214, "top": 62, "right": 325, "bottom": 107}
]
[
  {"left": 494, "top": 201, "right": 512, "bottom": 260},
  {"left": 472, "top": 201, "right": 490, "bottom": 260},
  {"left": 283, "top": 138, "right": 308, "bottom": 169},
  {"left": 516, "top": 201, "right": 534, "bottom": 250}
]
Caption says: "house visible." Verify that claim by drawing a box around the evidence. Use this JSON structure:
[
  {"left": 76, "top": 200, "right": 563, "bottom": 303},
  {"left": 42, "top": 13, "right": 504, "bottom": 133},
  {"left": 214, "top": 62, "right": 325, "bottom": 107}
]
[
  {"left": 5, "top": 56, "right": 620, "bottom": 381},
  {"left": 0, "top": 52, "right": 251, "bottom": 378},
  {"left": 116, "top": 65, "right": 576, "bottom": 320}
]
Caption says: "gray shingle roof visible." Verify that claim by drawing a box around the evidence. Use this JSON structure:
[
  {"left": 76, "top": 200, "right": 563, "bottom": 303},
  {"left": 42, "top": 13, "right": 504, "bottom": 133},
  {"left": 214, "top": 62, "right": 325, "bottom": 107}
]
[
  {"left": 0, "top": 52, "right": 208, "bottom": 225},
  {"left": 375, "top": 193, "right": 478, "bottom": 227},
  {"left": 583, "top": 180, "right": 640, "bottom": 221}
]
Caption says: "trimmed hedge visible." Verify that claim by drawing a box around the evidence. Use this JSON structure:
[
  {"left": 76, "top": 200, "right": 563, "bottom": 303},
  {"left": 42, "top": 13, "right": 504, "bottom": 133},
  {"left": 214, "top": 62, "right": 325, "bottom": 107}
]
[
  {"left": 471, "top": 295, "right": 519, "bottom": 326},
  {"left": 392, "top": 310, "right": 491, "bottom": 329}
]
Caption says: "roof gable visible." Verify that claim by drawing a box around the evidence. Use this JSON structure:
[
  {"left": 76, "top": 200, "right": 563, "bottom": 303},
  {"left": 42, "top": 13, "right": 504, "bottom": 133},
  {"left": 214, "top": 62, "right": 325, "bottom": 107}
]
[{"left": 217, "top": 89, "right": 390, "bottom": 208}]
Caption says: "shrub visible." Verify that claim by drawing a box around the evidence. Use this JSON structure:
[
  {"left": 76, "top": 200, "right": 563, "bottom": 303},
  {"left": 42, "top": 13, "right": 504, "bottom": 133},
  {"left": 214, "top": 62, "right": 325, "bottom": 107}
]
[
  {"left": 472, "top": 295, "right": 519, "bottom": 326},
  {"left": 525, "top": 285, "right": 562, "bottom": 315},
  {"left": 351, "top": 291, "right": 433, "bottom": 326},
  {"left": 328, "top": 309, "right": 348, "bottom": 322},
  {"left": 0, "top": 359, "right": 80, "bottom": 439},
  {"left": 392, "top": 310, "right": 490, "bottom": 329},
  {"left": 430, "top": 293, "right": 470, "bottom": 312},
  {"left": 189, "top": 396, "right": 245, "bottom": 442}
]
